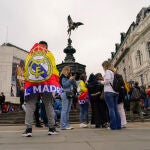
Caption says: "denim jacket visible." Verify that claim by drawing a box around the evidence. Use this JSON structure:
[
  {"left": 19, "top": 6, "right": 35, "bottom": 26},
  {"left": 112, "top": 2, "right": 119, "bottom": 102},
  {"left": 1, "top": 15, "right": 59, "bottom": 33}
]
[{"left": 61, "top": 77, "right": 76, "bottom": 92}]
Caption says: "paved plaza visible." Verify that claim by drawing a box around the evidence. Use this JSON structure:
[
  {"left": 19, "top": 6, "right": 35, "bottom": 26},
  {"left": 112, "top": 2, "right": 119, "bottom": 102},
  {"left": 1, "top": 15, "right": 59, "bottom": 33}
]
[{"left": 0, "top": 122, "right": 150, "bottom": 150}]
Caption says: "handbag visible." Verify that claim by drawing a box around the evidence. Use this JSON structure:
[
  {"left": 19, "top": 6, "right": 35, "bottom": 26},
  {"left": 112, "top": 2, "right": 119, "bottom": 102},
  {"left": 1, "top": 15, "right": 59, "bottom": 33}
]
[{"left": 66, "top": 91, "right": 74, "bottom": 98}]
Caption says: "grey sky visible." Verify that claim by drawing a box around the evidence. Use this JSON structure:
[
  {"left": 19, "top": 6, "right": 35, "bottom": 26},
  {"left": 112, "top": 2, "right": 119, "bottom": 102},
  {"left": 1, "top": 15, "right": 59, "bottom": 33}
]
[{"left": 0, "top": 0, "right": 149, "bottom": 75}]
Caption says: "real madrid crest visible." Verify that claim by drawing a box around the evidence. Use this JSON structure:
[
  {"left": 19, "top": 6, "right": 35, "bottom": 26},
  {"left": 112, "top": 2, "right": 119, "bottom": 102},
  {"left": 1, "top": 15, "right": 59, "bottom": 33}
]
[{"left": 26, "top": 49, "right": 53, "bottom": 82}]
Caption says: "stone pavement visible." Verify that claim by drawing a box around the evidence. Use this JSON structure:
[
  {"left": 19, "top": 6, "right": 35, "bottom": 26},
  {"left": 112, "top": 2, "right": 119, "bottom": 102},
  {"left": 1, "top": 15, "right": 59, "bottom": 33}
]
[{"left": 0, "top": 122, "right": 150, "bottom": 150}]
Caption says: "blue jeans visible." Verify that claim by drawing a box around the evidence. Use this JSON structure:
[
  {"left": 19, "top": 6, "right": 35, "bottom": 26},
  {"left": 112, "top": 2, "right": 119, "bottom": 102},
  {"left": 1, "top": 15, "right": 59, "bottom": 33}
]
[
  {"left": 80, "top": 102, "right": 89, "bottom": 124},
  {"left": 104, "top": 92, "right": 121, "bottom": 130},
  {"left": 60, "top": 92, "right": 72, "bottom": 129},
  {"left": 144, "top": 97, "right": 150, "bottom": 108},
  {"left": 55, "top": 110, "right": 61, "bottom": 121}
]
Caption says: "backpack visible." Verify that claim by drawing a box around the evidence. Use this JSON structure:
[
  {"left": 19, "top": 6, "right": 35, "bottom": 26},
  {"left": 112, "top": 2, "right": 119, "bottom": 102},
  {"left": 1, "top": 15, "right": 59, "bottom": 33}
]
[
  {"left": 110, "top": 73, "right": 124, "bottom": 92},
  {"left": 131, "top": 87, "right": 141, "bottom": 101}
]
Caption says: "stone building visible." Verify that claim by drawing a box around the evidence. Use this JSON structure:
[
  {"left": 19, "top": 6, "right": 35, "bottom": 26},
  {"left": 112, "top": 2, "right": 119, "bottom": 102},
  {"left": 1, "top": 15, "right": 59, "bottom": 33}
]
[
  {"left": 0, "top": 43, "right": 28, "bottom": 103},
  {"left": 111, "top": 6, "right": 150, "bottom": 86}
]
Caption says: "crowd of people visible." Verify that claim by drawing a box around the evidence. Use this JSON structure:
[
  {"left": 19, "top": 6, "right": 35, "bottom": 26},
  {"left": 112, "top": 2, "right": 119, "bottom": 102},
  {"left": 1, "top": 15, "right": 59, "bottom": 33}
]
[
  {"left": 45, "top": 60, "right": 150, "bottom": 131},
  {"left": 22, "top": 55, "right": 150, "bottom": 137},
  {"left": 1, "top": 40, "right": 150, "bottom": 137}
]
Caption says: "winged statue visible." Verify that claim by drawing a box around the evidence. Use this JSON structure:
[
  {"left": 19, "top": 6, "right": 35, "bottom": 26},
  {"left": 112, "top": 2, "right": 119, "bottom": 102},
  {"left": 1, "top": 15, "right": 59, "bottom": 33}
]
[{"left": 67, "top": 15, "right": 84, "bottom": 37}]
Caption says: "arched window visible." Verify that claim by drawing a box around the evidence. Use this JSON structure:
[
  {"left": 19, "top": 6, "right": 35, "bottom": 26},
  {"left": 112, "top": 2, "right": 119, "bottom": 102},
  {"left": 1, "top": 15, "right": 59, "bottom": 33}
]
[{"left": 137, "top": 50, "right": 142, "bottom": 65}]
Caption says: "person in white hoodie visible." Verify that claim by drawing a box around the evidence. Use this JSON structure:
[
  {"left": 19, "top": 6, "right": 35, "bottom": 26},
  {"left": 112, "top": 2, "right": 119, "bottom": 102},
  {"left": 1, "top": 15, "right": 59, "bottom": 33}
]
[{"left": 101, "top": 61, "right": 121, "bottom": 130}]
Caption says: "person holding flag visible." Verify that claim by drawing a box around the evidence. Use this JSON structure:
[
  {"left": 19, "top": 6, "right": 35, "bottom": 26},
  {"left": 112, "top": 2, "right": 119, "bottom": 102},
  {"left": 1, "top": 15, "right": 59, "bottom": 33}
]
[
  {"left": 22, "top": 41, "right": 61, "bottom": 137},
  {"left": 77, "top": 73, "right": 89, "bottom": 128}
]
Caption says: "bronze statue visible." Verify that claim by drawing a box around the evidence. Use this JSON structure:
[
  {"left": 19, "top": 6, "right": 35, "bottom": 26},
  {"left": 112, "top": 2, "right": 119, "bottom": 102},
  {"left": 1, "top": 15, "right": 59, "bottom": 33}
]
[{"left": 67, "top": 15, "right": 84, "bottom": 37}]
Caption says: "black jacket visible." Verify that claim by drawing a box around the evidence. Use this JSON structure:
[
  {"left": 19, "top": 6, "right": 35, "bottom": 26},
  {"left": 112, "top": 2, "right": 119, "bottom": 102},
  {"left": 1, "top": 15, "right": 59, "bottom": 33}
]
[{"left": 87, "top": 73, "right": 103, "bottom": 95}]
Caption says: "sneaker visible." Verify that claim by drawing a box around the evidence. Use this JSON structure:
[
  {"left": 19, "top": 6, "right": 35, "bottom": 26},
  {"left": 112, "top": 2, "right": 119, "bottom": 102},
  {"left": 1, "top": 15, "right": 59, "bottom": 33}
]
[
  {"left": 22, "top": 128, "right": 32, "bottom": 137},
  {"left": 65, "top": 126, "right": 74, "bottom": 130},
  {"left": 102, "top": 123, "right": 109, "bottom": 128},
  {"left": 106, "top": 127, "right": 110, "bottom": 130},
  {"left": 89, "top": 124, "right": 95, "bottom": 128},
  {"left": 48, "top": 128, "right": 59, "bottom": 135},
  {"left": 80, "top": 123, "right": 88, "bottom": 128},
  {"left": 121, "top": 125, "right": 126, "bottom": 128}
]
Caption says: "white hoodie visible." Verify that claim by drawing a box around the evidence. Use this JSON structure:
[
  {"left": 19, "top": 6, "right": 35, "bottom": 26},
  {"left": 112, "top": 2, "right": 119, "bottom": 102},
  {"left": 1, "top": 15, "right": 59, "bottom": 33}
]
[{"left": 101, "top": 70, "right": 116, "bottom": 93}]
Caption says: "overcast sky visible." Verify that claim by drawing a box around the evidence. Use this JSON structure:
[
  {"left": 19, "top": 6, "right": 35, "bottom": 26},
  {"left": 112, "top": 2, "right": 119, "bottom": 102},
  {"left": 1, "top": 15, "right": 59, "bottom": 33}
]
[{"left": 0, "top": 0, "right": 149, "bottom": 76}]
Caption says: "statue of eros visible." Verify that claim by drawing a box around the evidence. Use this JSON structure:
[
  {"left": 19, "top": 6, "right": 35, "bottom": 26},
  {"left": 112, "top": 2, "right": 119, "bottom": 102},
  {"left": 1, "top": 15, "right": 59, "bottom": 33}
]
[{"left": 67, "top": 15, "right": 84, "bottom": 37}]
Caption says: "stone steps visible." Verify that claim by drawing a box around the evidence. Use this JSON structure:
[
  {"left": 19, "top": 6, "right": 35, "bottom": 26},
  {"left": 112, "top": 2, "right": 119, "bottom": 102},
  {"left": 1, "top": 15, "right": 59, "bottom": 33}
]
[
  {"left": 0, "top": 111, "right": 25, "bottom": 124},
  {"left": 0, "top": 109, "right": 150, "bottom": 125}
]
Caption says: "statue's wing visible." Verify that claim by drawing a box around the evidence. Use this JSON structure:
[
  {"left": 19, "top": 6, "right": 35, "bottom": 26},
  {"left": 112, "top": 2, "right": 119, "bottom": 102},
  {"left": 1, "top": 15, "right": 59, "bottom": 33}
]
[
  {"left": 74, "top": 22, "right": 84, "bottom": 28},
  {"left": 68, "top": 15, "right": 73, "bottom": 27}
]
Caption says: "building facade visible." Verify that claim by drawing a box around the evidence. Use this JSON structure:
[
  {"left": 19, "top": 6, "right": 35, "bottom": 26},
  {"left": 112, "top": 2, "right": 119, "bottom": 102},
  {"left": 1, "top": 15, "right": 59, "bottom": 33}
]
[
  {"left": 0, "top": 43, "right": 28, "bottom": 103},
  {"left": 111, "top": 6, "right": 150, "bottom": 86}
]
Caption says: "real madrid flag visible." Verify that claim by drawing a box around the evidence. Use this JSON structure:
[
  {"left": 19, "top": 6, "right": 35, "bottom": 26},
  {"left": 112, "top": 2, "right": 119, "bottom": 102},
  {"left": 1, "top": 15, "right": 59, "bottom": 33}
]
[{"left": 24, "top": 43, "right": 61, "bottom": 97}]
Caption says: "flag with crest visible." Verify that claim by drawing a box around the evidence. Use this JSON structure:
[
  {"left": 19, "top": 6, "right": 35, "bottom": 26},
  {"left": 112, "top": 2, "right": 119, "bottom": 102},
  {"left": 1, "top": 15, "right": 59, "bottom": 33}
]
[{"left": 24, "top": 43, "right": 61, "bottom": 98}]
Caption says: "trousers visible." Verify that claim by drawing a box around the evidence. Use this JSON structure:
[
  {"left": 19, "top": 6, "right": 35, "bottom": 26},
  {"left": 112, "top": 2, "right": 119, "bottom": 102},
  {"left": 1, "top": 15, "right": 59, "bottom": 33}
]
[
  {"left": 118, "top": 103, "right": 127, "bottom": 126},
  {"left": 25, "top": 93, "right": 55, "bottom": 128}
]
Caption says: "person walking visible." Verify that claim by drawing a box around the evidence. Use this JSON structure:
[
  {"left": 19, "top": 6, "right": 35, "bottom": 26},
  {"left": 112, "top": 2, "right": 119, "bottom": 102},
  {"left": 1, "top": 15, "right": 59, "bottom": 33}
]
[
  {"left": 22, "top": 41, "right": 61, "bottom": 137},
  {"left": 60, "top": 66, "right": 75, "bottom": 130}
]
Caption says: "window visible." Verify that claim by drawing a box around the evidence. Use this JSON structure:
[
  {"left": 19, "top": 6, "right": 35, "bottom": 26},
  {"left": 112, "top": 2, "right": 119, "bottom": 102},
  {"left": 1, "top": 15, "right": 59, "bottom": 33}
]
[
  {"left": 137, "top": 50, "right": 142, "bottom": 65},
  {"left": 140, "top": 74, "right": 144, "bottom": 86}
]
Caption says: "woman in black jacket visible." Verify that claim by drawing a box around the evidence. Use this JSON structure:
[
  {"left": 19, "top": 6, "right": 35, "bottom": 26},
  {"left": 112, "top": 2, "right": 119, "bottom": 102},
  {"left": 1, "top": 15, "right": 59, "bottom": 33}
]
[{"left": 87, "top": 73, "right": 109, "bottom": 128}]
